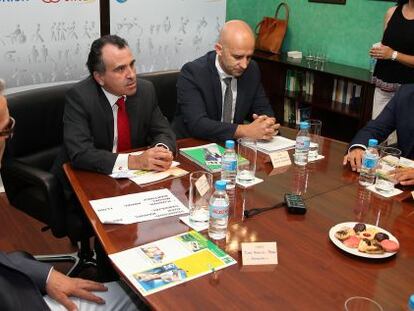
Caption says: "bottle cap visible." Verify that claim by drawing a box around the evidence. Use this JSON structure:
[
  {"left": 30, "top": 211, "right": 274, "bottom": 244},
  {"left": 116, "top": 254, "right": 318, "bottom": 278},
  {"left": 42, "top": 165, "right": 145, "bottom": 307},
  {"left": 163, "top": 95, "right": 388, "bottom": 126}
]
[
  {"left": 409, "top": 294, "right": 414, "bottom": 310},
  {"left": 368, "top": 139, "right": 378, "bottom": 147},
  {"left": 225, "top": 140, "right": 235, "bottom": 149},
  {"left": 299, "top": 121, "right": 310, "bottom": 129},
  {"left": 215, "top": 180, "right": 227, "bottom": 191}
]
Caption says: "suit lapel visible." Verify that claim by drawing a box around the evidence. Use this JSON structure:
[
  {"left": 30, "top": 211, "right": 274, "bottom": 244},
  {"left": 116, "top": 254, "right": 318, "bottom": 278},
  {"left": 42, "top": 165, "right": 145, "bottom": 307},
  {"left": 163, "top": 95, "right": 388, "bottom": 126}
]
[
  {"left": 207, "top": 52, "right": 223, "bottom": 120},
  {"left": 234, "top": 76, "right": 245, "bottom": 123},
  {"left": 97, "top": 87, "right": 115, "bottom": 149},
  {"left": 126, "top": 95, "right": 139, "bottom": 148}
]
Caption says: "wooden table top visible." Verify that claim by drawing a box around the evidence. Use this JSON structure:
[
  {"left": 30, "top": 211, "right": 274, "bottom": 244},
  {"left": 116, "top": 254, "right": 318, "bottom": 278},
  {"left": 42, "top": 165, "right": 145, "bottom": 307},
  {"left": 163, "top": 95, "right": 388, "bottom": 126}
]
[{"left": 64, "top": 130, "right": 414, "bottom": 311}]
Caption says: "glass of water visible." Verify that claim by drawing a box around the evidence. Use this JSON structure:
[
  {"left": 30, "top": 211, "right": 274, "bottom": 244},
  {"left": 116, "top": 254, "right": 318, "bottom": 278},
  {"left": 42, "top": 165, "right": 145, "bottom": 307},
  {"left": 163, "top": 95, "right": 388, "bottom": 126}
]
[
  {"left": 236, "top": 138, "right": 257, "bottom": 184},
  {"left": 375, "top": 147, "right": 401, "bottom": 194},
  {"left": 189, "top": 171, "right": 213, "bottom": 224},
  {"left": 307, "top": 119, "right": 322, "bottom": 161}
]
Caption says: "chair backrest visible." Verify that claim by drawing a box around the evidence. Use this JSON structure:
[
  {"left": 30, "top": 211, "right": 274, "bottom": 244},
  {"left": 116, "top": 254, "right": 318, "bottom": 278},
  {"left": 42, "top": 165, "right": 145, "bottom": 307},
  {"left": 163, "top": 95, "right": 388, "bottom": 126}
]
[
  {"left": 5, "top": 83, "right": 75, "bottom": 170},
  {"left": 139, "top": 70, "right": 179, "bottom": 122}
]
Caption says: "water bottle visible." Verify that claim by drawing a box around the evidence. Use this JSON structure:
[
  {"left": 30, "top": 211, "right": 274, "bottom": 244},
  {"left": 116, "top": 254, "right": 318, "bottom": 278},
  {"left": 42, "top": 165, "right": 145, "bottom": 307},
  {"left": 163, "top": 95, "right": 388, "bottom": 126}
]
[
  {"left": 359, "top": 139, "right": 379, "bottom": 187},
  {"left": 208, "top": 180, "right": 230, "bottom": 240},
  {"left": 221, "top": 140, "right": 237, "bottom": 189},
  {"left": 409, "top": 294, "right": 414, "bottom": 311},
  {"left": 294, "top": 121, "right": 311, "bottom": 166}
]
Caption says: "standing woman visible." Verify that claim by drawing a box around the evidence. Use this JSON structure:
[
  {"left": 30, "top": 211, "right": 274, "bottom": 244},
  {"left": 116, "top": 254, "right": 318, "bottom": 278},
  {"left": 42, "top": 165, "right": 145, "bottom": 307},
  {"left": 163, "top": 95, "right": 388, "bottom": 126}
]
[{"left": 370, "top": 0, "right": 414, "bottom": 120}]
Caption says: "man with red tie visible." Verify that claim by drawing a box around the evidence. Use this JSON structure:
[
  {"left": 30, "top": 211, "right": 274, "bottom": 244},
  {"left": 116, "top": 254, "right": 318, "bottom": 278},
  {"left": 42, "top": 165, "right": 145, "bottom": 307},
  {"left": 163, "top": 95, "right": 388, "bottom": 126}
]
[{"left": 53, "top": 35, "right": 175, "bottom": 177}]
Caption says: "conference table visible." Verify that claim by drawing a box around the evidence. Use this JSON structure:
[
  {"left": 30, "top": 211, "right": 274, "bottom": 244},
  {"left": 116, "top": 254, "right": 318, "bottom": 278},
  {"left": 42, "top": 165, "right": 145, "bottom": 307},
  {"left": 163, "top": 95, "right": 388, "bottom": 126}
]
[{"left": 64, "top": 128, "right": 414, "bottom": 311}]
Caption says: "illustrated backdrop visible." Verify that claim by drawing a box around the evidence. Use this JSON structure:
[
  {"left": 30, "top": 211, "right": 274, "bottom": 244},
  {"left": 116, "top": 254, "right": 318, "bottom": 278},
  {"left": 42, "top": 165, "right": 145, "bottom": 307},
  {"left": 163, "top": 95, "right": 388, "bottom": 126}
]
[
  {"left": 0, "top": 0, "right": 100, "bottom": 93},
  {"left": 110, "top": 0, "right": 227, "bottom": 73}
]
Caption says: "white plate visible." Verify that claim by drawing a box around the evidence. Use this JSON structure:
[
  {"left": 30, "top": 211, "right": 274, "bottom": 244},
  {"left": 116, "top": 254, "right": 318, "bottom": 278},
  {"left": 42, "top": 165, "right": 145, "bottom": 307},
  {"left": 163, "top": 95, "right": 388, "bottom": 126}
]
[{"left": 329, "top": 222, "right": 399, "bottom": 259}]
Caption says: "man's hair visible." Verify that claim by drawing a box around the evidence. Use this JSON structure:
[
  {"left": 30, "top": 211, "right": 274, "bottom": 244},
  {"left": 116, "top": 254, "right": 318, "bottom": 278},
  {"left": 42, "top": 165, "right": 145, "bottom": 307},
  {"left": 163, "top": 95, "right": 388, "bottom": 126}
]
[{"left": 86, "top": 35, "right": 129, "bottom": 76}]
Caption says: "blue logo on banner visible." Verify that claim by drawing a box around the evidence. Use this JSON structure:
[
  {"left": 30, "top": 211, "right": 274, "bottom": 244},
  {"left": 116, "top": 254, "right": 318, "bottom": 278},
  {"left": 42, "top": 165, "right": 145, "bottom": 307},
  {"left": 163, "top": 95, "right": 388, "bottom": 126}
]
[{"left": 116, "top": 0, "right": 127, "bottom": 3}]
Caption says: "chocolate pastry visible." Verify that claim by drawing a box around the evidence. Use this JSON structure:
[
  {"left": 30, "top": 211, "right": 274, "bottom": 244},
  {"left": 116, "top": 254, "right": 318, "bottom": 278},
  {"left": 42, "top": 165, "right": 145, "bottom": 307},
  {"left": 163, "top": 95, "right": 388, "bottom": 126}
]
[
  {"left": 374, "top": 232, "right": 389, "bottom": 242},
  {"left": 353, "top": 223, "right": 366, "bottom": 233}
]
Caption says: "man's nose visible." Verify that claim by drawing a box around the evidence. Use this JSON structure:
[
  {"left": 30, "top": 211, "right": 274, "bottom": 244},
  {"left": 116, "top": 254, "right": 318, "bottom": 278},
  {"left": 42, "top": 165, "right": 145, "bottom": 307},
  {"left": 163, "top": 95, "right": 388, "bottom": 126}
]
[{"left": 240, "top": 58, "right": 248, "bottom": 69}]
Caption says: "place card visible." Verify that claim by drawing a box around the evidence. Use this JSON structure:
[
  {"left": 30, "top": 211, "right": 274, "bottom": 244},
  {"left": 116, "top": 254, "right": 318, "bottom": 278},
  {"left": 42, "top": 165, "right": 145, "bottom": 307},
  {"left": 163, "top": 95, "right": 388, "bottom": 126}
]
[
  {"left": 366, "top": 185, "right": 403, "bottom": 198},
  {"left": 241, "top": 242, "right": 278, "bottom": 266},
  {"left": 195, "top": 174, "right": 210, "bottom": 196},
  {"left": 269, "top": 151, "right": 291, "bottom": 168}
]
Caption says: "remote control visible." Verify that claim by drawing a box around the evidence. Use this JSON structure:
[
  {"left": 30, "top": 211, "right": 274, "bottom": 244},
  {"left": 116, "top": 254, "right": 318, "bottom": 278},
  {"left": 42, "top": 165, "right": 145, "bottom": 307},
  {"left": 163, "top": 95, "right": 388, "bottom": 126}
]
[{"left": 284, "top": 193, "right": 307, "bottom": 214}]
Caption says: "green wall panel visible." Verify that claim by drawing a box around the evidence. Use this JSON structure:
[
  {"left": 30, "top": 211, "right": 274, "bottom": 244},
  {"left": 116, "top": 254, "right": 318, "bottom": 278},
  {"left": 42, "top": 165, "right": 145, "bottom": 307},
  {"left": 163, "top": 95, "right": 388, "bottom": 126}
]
[{"left": 227, "top": 0, "right": 394, "bottom": 69}]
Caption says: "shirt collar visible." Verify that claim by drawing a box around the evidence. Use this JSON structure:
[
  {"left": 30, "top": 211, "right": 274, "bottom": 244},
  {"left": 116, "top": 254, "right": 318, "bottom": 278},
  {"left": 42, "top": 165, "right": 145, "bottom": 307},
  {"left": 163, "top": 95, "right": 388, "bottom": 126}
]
[
  {"left": 101, "top": 87, "right": 125, "bottom": 108},
  {"left": 215, "top": 54, "right": 233, "bottom": 80}
]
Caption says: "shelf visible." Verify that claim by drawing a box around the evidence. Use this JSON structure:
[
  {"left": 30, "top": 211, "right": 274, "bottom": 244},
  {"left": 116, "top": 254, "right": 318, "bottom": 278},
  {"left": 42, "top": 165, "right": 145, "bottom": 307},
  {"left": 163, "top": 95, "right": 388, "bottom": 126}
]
[
  {"left": 312, "top": 101, "right": 360, "bottom": 119},
  {"left": 284, "top": 90, "right": 313, "bottom": 104}
]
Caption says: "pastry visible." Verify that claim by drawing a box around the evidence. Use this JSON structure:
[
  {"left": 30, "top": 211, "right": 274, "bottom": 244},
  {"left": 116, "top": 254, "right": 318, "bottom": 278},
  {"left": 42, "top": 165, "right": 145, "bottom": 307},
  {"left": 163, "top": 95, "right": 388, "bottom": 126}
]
[
  {"left": 380, "top": 239, "right": 399, "bottom": 252},
  {"left": 353, "top": 223, "right": 366, "bottom": 233},
  {"left": 335, "top": 227, "right": 353, "bottom": 241},
  {"left": 357, "top": 230, "right": 375, "bottom": 240},
  {"left": 343, "top": 236, "right": 360, "bottom": 248},
  {"left": 374, "top": 232, "right": 389, "bottom": 242}
]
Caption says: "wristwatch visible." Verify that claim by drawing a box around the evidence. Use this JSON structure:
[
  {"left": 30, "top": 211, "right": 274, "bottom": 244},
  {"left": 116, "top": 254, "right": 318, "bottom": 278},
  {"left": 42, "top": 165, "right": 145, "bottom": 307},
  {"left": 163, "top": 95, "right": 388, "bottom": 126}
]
[{"left": 391, "top": 50, "right": 398, "bottom": 61}]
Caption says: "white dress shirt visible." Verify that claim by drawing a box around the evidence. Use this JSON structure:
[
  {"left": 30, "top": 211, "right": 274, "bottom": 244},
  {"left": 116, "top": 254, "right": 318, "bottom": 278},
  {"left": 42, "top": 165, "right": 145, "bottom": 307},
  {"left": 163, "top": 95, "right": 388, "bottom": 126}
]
[{"left": 215, "top": 55, "right": 237, "bottom": 123}]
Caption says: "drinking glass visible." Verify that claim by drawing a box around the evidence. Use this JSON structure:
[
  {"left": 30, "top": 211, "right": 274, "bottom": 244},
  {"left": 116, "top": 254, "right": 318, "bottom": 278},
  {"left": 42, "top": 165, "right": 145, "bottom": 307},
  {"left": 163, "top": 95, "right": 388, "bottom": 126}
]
[
  {"left": 189, "top": 171, "right": 213, "bottom": 224},
  {"left": 344, "top": 296, "right": 383, "bottom": 311},
  {"left": 236, "top": 138, "right": 257, "bottom": 184},
  {"left": 375, "top": 147, "right": 401, "bottom": 194},
  {"left": 307, "top": 119, "right": 322, "bottom": 161}
]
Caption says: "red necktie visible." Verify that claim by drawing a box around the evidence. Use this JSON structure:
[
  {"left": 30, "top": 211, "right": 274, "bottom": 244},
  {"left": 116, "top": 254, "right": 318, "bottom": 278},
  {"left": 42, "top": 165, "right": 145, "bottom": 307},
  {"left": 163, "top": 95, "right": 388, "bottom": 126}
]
[{"left": 116, "top": 96, "right": 131, "bottom": 152}]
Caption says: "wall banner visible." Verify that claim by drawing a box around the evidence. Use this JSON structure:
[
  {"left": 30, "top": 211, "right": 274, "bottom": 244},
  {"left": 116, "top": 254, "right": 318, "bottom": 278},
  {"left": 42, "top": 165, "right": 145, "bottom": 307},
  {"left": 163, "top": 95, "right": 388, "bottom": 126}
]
[
  {"left": 110, "top": 0, "right": 226, "bottom": 73},
  {"left": 0, "top": 0, "right": 100, "bottom": 93}
]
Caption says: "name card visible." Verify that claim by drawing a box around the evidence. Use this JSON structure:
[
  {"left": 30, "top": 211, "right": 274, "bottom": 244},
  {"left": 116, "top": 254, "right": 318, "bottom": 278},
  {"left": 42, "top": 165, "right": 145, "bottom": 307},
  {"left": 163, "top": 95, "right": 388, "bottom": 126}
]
[
  {"left": 195, "top": 174, "right": 210, "bottom": 196},
  {"left": 269, "top": 151, "right": 292, "bottom": 168},
  {"left": 241, "top": 242, "right": 278, "bottom": 266}
]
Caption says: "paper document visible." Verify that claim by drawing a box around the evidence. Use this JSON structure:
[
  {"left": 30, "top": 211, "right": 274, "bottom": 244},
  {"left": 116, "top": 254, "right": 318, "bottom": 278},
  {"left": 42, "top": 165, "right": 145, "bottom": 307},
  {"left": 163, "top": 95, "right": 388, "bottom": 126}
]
[
  {"left": 110, "top": 160, "right": 180, "bottom": 180},
  {"left": 256, "top": 136, "right": 296, "bottom": 154},
  {"left": 109, "top": 231, "right": 236, "bottom": 296},
  {"left": 89, "top": 189, "right": 189, "bottom": 224}
]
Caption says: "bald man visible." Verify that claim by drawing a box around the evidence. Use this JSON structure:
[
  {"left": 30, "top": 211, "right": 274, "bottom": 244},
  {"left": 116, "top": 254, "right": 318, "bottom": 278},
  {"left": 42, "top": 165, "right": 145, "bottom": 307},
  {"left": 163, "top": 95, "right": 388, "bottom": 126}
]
[{"left": 173, "top": 20, "right": 278, "bottom": 142}]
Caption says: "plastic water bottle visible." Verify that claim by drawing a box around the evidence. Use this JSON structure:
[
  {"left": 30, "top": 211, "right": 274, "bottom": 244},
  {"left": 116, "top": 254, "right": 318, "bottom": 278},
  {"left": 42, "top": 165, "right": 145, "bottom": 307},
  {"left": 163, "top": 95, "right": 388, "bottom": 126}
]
[
  {"left": 221, "top": 140, "right": 237, "bottom": 189},
  {"left": 408, "top": 295, "right": 414, "bottom": 311},
  {"left": 359, "top": 139, "right": 379, "bottom": 187},
  {"left": 208, "top": 180, "right": 230, "bottom": 240},
  {"left": 294, "top": 121, "right": 311, "bottom": 166}
]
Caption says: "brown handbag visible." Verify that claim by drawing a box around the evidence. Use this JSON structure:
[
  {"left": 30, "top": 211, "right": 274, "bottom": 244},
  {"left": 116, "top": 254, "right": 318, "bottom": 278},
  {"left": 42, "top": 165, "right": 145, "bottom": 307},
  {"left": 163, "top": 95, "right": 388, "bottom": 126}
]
[{"left": 255, "top": 2, "right": 289, "bottom": 54}]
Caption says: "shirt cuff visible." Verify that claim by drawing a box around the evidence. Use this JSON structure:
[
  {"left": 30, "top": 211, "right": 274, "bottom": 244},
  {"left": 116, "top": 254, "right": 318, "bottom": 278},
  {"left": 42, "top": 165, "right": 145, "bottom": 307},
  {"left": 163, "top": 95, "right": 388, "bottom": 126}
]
[
  {"left": 46, "top": 266, "right": 54, "bottom": 284},
  {"left": 348, "top": 144, "right": 366, "bottom": 154},
  {"left": 155, "top": 143, "right": 169, "bottom": 150},
  {"left": 112, "top": 153, "right": 130, "bottom": 173}
]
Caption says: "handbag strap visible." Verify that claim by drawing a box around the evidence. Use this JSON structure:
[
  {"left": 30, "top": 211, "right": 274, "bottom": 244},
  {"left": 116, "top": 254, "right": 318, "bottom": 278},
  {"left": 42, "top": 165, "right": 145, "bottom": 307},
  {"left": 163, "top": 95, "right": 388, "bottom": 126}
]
[{"left": 274, "top": 2, "right": 289, "bottom": 22}]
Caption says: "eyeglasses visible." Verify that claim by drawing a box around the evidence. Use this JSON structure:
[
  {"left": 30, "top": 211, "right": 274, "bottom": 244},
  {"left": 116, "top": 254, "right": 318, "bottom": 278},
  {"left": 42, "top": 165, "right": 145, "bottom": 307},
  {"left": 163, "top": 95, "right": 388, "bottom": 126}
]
[{"left": 0, "top": 117, "right": 15, "bottom": 138}]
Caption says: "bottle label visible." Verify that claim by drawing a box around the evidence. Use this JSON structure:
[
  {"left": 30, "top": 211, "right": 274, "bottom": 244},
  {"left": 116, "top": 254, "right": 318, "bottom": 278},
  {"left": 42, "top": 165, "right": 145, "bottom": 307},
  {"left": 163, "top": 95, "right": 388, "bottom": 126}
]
[
  {"left": 209, "top": 204, "right": 229, "bottom": 219},
  {"left": 222, "top": 159, "right": 236, "bottom": 171},
  {"left": 363, "top": 155, "right": 378, "bottom": 169},
  {"left": 295, "top": 136, "right": 310, "bottom": 150}
]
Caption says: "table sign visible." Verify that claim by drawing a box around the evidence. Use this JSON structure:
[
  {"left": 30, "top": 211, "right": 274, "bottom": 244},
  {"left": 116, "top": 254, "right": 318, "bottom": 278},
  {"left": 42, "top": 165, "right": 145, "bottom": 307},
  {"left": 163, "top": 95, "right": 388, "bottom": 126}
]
[
  {"left": 241, "top": 242, "right": 278, "bottom": 265},
  {"left": 195, "top": 174, "right": 211, "bottom": 197},
  {"left": 269, "top": 151, "right": 292, "bottom": 168}
]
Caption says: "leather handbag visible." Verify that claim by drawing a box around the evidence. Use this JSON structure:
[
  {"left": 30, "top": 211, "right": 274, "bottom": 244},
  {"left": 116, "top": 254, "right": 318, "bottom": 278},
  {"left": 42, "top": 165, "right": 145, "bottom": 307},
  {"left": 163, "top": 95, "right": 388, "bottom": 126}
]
[{"left": 255, "top": 2, "right": 289, "bottom": 54}]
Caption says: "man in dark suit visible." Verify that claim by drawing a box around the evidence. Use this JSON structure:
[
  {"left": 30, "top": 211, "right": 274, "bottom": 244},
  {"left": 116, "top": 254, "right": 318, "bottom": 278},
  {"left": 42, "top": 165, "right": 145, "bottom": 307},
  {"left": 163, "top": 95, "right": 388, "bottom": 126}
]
[
  {"left": 343, "top": 83, "right": 414, "bottom": 185},
  {"left": 173, "top": 20, "right": 279, "bottom": 142},
  {"left": 54, "top": 35, "right": 175, "bottom": 177},
  {"left": 0, "top": 86, "right": 141, "bottom": 310}
]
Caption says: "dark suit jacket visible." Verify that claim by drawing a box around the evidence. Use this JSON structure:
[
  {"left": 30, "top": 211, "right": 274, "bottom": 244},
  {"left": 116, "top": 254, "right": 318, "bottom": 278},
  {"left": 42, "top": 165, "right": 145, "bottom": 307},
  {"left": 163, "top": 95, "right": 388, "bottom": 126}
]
[
  {"left": 0, "top": 251, "right": 51, "bottom": 310},
  {"left": 350, "top": 84, "right": 414, "bottom": 159},
  {"left": 53, "top": 77, "right": 176, "bottom": 177},
  {"left": 173, "top": 51, "right": 274, "bottom": 142}
]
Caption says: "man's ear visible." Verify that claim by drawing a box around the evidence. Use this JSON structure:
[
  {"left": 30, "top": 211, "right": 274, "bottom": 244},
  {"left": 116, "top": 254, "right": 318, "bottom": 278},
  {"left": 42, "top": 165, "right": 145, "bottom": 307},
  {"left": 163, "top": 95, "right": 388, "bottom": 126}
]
[
  {"left": 93, "top": 71, "right": 104, "bottom": 86},
  {"left": 214, "top": 43, "right": 223, "bottom": 56}
]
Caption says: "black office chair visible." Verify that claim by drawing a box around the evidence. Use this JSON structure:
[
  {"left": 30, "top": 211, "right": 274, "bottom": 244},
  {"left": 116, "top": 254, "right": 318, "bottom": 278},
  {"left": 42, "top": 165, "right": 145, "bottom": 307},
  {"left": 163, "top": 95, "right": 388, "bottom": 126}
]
[{"left": 0, "top": 84, "right": 96, "bottom": 276}]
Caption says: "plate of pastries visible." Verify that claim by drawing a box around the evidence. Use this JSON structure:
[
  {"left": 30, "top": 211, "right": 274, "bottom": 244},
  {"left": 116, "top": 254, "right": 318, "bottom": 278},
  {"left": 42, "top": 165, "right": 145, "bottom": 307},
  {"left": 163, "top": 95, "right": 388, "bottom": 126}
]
[{"left": 329, "top": 222, "right": 399, "bottom": 259}]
